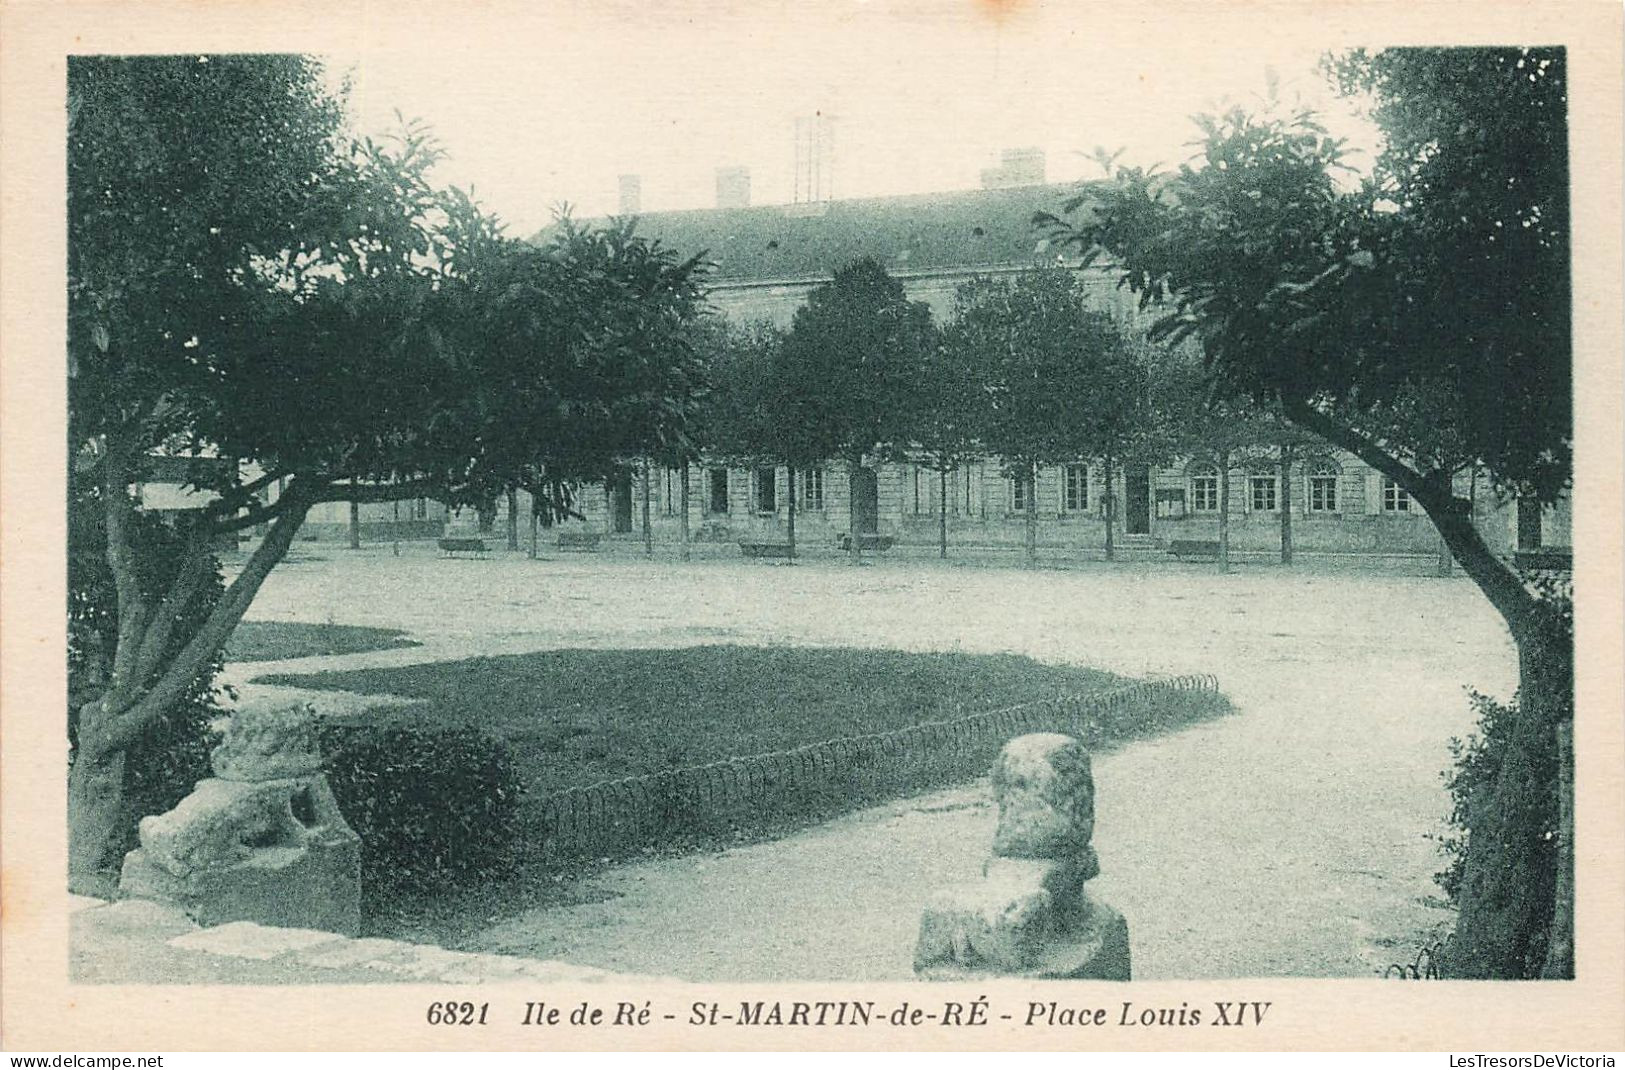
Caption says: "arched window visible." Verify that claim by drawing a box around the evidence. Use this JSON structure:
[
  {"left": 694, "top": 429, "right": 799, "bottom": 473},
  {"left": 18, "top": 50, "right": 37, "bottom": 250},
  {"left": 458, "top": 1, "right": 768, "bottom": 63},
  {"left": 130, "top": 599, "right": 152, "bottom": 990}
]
[
  {"left": 1306, "top": 459, "right": 1340, "bottom": 513},
  {"left": 1188, "top": 463, "right": 1220, "bottom": 512}
]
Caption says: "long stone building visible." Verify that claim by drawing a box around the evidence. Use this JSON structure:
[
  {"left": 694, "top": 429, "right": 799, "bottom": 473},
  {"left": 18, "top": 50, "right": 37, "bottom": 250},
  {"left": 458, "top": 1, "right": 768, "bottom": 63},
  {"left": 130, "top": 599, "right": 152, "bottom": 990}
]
[{"left": 516, "top": 155, "right": 1568, "bottom": 564}]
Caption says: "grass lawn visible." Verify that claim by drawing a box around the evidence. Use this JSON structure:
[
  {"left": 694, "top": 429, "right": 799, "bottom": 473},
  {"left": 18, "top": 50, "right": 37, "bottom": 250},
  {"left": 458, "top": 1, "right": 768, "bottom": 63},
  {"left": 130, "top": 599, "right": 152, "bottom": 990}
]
[
  {"left": 225, "top": 620, "right": 420, "bottom": 662},
  {"left": 261, "top": 645, "right": 1233, "bottom": 944},
  {"left": 259, "top": 645, "right": 1223, "bottom": 797}
]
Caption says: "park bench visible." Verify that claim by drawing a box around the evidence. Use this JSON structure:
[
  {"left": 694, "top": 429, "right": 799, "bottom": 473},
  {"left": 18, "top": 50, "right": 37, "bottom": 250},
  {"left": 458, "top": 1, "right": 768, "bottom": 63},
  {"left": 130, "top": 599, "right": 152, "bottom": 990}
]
[
  {"left": 837, "top": 533, "right": 896, "bottom": 552},
  {"left": 1514, "top": 548, "right": 1572, "bottom": 572},
  {"left": 437, "top": 537, "right": 487, "bottom": 558},
  {"left": 556, "top": 531, "right": 604, "bottom": 552},
  {"left": 739, "top": 541, "right": 794, "bottom": 559},
  {"left": 1167, "top": 539, "right": 1220, "bottom": 561}
]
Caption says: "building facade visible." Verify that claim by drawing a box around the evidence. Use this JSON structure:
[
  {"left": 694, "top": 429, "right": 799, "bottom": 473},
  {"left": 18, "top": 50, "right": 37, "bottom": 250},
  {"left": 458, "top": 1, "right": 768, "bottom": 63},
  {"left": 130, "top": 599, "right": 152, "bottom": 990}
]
[{"left": 521, "top": 160, "right": 1568, "bottom": 564}]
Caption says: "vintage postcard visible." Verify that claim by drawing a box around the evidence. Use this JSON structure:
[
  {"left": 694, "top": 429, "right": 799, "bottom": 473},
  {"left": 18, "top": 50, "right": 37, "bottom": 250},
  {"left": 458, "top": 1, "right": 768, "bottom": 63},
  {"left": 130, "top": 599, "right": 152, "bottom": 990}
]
[{"left": 2, "top": 0, "right": 1622, "bottom": 1054}]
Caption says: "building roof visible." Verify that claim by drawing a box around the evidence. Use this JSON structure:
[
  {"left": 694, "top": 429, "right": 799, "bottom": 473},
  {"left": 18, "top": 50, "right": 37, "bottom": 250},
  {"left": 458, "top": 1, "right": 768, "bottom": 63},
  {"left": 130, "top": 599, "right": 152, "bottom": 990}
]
[{"left": 537, "top": 181, "right": 1099, "bottom": 286}]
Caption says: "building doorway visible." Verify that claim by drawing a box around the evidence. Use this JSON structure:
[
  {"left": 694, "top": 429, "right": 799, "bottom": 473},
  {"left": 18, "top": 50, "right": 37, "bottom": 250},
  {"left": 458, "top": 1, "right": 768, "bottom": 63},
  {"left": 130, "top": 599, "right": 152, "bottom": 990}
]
[
  {"left": 612, "top": 470, "right": 634, "bottom": 533},
  {"left": 850, "top": 467, "right": 879, "bottom": 534},
  {"left": 1124, "top": 468, "right": 1151, "bottom": 535},
  {"left": 1517, "top": 497, "right": 1543, "bottom": 550}
]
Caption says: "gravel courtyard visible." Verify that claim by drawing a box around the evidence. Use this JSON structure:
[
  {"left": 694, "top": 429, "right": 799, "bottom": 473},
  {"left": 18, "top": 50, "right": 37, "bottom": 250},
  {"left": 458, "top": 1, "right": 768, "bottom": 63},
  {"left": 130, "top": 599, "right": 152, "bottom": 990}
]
[{"left": 227, "top": 543, "right": 1517, "bottom": 980}]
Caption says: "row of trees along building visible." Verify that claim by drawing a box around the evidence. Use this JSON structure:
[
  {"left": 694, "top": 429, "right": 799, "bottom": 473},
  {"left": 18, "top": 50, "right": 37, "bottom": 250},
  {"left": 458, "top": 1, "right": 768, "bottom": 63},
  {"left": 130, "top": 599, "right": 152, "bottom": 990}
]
[{"left": 688, "top": 259, "right": 1328, "bottom": 571}]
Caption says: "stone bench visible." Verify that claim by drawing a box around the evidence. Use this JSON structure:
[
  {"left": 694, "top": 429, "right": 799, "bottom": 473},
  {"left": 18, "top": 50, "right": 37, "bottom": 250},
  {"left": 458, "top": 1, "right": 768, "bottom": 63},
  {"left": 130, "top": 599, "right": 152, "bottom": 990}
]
[
  {"left": 1167, "top": 539, "right": 1219, "bottom": 561},
  {"left": 1514, "top": 549, "right": 1572, "bottom": 572},
  {"left": 556, "top": 532, "right": 603, "bottom": 552},
  {"left": 739, "top": 541, "right": 794, "bottom": 559},
  {"left": 837, "top": 533, "right": 896, "bottom": 552},
  {"left": 437, "top": 537, "right": 487, "bottom": 558}
]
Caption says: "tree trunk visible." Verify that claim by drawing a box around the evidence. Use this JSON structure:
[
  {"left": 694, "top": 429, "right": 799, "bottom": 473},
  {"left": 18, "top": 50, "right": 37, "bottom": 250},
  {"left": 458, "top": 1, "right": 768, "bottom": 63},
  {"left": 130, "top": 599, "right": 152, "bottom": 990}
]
[
  {"left": 1541, "top": 718, "right": 1574, "bottom": 979},
  {"left": 1025, "top": 460, "right": 1038, "bottom": 567},
  {"left": 1279, "top": 446, "right": 1293, "bottom": 566},
  {"left": 66, "top": 741, "right": 126, "bottom": 894},
  {"left": 847, "top": 459, "right": 862, "bottom": 567},
  {"left": 1218, "top": 451, "right": 1231, "bottom": 573},
  {"left": 348, "top": 479, "right": 360, "bottom": 549},
  {"left": 1102, "top": 456, "right": 1115, "bottom": 562},
  {"left": 641, "top": 460, "right": 653, "bottom": 558},
  {"left": 786, "top": 465, "right": 798, "bottom": 564},
  {"left": 69, "top": 492, "right": 312, "bottom": 889},
  {"left": 506, "top": 486, "right": 520, "bottom": 552},
  {"left": 680, "top": 462, "right": 691, "bottom": 562},
  {"left": 1451, "top": 629, "right": 1572, "bottom": 978},
  {"left": 939, "top": 467, "right": 948, "bottom": 559},
  {"left": 528, "top": 505, "right": 538, "bottom": 560}
]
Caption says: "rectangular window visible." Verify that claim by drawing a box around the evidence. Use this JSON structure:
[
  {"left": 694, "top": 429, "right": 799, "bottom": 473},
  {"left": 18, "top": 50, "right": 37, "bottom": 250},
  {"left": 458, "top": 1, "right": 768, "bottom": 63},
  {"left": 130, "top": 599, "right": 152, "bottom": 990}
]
[
  {"left": 1382, "top": 476, "right": 1412, "bottom": 513},
  {"left": 803, "top": 467, "right": 824, "bottom": 511},
  {"left": 1249, "top": 476, "right": 1277, "bottom": 512},
  {"left": 1308, "top": 474, "right": 1337, "bottom": 513},
  {"left": 708, "top": 467, "right": 729, "bottom": 514},
  {"left": 415, "top": 497, "right": 427, "bottom": 520},
  {"left": 1155, "top": 488, "right": 1186, "bottom": 519},
  {"left": 952, "top": 466, "right": 976, "bottom": 516},
  {"left": 1064, "top": 464, "right": 1089, "bottom": 512},
  {"left": 912, "top": 466, "right": 938, "bottom": 516},
  {"left": 755, "top": 467, "right": 776, "bottom": 514},
  {"left": 1191, "top": 473, "right": 1219, "bottom": 512},
  {"left": 1011, "top": 474, "right": 1031, "bottom": 513}
]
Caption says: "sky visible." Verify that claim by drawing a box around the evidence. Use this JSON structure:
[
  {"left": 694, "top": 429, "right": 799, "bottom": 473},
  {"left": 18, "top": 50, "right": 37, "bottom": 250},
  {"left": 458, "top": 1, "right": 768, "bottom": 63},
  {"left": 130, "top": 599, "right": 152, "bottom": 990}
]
[{"left": 330, "top": 2, "right": 1382, "bottom": 237}]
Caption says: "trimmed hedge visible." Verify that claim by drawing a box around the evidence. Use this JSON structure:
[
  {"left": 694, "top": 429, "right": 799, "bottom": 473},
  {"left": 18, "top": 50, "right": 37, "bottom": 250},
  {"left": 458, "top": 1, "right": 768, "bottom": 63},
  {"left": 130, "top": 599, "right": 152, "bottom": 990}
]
[{"left": 318, "top": 722, "right": 523, "bottom": 897}]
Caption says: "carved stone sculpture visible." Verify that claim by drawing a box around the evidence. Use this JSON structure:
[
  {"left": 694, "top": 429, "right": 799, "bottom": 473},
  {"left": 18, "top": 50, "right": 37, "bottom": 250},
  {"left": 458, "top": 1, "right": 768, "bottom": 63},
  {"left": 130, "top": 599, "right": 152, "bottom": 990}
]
[
  {"left": 915, "top": 733, "right": 1130, "bottom": 980},
  {"left": 118, "top": 702, "right": 361, "bottom": 936}
]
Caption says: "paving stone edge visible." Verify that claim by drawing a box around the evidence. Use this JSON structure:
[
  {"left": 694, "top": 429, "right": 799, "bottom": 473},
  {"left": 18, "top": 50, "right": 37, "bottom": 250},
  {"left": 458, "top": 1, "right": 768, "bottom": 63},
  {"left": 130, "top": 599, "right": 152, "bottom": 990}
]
[{"left": 74, "top": 896, "right": 652, "bottom": 984}]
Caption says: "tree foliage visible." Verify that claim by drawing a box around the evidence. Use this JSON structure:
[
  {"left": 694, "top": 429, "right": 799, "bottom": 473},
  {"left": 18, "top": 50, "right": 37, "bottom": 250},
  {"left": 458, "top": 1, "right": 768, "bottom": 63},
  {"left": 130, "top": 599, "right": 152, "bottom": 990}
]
[
  {"left": 65, "top": 54, "right": 711, "bottom": 883},
  {"left": 695, "top": 318, "right": 805, "bottom": 466},
  {"left": 779, "top": 258, "right": 935, "bottom": 466},
  {"left": 948, "top": 269, "right": 1133, "bottom": 478}
]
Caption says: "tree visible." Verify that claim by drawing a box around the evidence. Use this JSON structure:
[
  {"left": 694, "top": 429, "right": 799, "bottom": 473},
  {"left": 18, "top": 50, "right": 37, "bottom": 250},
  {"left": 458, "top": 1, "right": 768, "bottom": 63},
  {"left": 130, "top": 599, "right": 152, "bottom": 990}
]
[
  {"left": 907, "top": 327, "right": 980, "bottom": 559},
  {"left": 1039, "top": 47, "right": 1572, "bottom": 976},
  {"left": 1072, "top": 335, "right": 1163, "bottom": 562},
  {"left": 948, "top": 268, "right": 1136, "bottom": 566},
  {"left": 66, "top": 56, "right": 709, "bottom": 888},
  {"left": 1155, "top": 360, "right": 1324, "bottom": 570},
  {"left": 698, "top": 319, "right": 810, "bottom": 560},
  {"left": 442, "top": 211, "right": 710, "bottom": 535},
  {"left": 780, "top": 258, "right": 934, "bottom": 563}
]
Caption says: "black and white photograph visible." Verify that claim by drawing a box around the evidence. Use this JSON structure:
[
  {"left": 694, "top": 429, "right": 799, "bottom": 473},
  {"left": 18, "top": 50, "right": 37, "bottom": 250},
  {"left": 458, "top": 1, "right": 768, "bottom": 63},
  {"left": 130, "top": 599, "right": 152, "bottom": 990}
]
[{"left": 2, "top": 0, "right": 1622, "bottom": 1055}]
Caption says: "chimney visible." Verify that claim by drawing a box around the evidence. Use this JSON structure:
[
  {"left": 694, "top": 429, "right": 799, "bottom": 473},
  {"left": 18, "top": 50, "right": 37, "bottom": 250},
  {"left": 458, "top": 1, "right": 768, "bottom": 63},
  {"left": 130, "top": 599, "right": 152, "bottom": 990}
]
[
  {"left": 715, "top": 165, "right": 751, "bottom": 209},
  {"left": 980, "top": 147, "right": 1047, "bottom": 189},
  {"left": 617, "top": 174, "right": 642, "bottom": 215}
]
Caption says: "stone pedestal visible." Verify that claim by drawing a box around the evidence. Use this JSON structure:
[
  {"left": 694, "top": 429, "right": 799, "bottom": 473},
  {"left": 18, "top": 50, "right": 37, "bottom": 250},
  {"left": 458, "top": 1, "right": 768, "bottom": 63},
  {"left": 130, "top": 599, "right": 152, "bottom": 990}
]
[
  {"left": 118, "top": 703, "right": 361, "bottom": 936},
  {"left": 914, "top": 734, "right": 1130, "bottom": 980}
]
